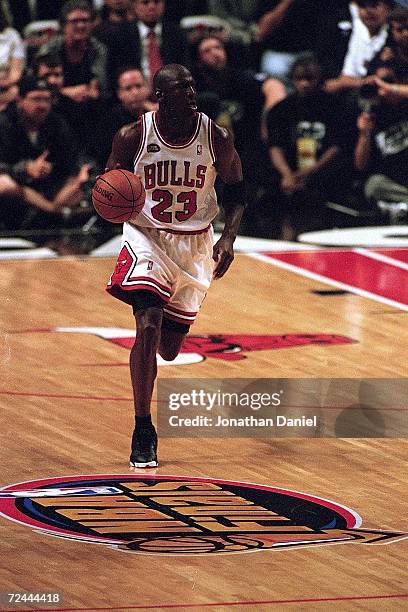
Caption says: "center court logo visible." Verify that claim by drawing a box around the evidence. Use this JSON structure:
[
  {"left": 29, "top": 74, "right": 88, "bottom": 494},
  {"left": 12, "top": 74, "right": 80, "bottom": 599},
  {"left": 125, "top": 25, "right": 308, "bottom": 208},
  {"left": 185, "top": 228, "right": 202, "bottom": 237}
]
[
  {"left": 0, "top": 475, "right": 405, "bottom": 555},
  {"left": 24, "top": 328, "right": 356, "bottom": 366}
]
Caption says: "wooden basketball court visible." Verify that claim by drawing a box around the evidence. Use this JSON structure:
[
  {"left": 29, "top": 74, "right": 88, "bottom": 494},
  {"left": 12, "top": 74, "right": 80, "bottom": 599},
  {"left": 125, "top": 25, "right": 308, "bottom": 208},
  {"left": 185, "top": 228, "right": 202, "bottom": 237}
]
[{"left": 0, "top": 243, "right": 407, "bottom": 611}]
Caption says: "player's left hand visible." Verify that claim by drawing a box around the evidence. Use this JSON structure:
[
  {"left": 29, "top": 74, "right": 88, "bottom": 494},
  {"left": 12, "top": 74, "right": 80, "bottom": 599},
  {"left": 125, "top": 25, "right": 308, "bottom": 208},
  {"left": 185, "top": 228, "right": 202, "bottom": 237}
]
[{"left": 212, "top": 235, "right": 235, "bottom": 279}]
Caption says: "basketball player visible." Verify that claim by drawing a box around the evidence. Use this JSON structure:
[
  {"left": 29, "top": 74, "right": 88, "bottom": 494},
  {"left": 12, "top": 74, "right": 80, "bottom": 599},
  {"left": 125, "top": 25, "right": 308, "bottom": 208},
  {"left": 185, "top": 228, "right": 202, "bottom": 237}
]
[{"left": 105, "top": 64, "right": 245, "bottom": 467}]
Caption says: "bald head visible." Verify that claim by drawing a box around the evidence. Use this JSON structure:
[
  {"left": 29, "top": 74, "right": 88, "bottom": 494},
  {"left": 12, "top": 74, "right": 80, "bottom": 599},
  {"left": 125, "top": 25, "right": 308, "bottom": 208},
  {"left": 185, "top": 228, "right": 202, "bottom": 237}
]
[
  {"left": 153, "top": 64, "right": 192, "bottom": 95},
  {"left": 153, "top": 63, "right": 197, "bottom": 119}
]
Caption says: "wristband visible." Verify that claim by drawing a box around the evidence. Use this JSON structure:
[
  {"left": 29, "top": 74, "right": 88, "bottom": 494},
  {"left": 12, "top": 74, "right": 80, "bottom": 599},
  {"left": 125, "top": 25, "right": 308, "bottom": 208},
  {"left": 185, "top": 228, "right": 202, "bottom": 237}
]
[{"left": 223, "top": 180, "right": 246, "bottom": 205}]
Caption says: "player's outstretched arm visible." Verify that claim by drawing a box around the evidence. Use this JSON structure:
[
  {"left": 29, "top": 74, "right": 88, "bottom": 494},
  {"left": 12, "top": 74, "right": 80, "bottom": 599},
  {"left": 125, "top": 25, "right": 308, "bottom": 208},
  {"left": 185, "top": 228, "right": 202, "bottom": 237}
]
[
  {"left": 105, "top": 121, "right": 141, "bottom": 173},
  {"left": 212, "top": 124, "right": 245, "bottom": 279}
]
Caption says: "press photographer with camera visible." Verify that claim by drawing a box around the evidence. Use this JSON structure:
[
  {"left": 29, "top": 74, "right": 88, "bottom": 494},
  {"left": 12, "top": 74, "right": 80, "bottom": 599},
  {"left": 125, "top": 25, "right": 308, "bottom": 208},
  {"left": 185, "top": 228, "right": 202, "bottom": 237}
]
[{"left": 355, "top": 60, "right": 408, "bottom": 222}]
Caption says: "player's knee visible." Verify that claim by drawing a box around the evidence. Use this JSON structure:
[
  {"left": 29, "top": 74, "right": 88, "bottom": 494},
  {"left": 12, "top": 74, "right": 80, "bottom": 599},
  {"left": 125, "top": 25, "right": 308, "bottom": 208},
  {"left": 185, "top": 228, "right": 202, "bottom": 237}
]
[{"left": 135, "top": 308, "right": 162, "bottom": 347}]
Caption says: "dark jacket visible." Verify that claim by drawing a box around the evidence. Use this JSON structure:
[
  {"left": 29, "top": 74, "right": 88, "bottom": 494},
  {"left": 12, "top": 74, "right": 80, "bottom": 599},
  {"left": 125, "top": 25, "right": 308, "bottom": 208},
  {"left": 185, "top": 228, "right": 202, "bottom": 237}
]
[
  {"left": 95, "top": 19, "right": 189, "bottom": 88},
  {"left": 0, "top": 103, "right": 79, "bottom": 188}
]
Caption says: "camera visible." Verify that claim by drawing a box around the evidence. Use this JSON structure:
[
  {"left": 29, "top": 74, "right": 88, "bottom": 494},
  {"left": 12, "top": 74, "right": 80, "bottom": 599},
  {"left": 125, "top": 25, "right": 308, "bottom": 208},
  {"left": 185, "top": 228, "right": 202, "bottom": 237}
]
[{"left": 358, "top": 82, "right": 380, "bottom": 113}]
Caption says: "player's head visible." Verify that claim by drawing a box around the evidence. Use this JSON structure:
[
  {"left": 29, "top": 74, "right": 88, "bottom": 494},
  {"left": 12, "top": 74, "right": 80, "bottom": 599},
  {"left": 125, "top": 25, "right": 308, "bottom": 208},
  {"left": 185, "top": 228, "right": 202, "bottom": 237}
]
[
  {"left": 197, "top": 36, "right": 227, "bottom": 71},
  {"left": 153, "top": 64, "right": 197, "bottom": 116},
  {"left": 116, "top": 66, "right": 149, "bottom": 114},
  {"left": 354, "top": 0, "right": 394, "bottom": 35},
  {"left": 290, "top": 57, "right": 323, "bottom": 97},
  {"left": 389, "top": 7, "right": 408, "bottom": 49},
  {"left": 133, "top": 0, "right": 165, "bottom": 27},
  {"left": 17, "top": 76, "right": 53, "bottom": 125},
  {"left": 33, "top": 53, "right": 65, "bottom": 93}
]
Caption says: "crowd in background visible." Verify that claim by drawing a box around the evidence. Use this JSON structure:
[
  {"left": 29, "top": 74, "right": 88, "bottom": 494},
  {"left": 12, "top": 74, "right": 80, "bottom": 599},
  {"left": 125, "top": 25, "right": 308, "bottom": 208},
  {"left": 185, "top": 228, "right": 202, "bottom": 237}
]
[{"left": 0, "top": 0, "right": 407, "bottom": 240}]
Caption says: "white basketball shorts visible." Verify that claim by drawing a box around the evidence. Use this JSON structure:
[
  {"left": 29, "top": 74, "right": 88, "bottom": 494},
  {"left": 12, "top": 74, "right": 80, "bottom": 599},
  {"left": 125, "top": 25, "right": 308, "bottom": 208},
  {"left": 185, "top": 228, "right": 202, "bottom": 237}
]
[{"left": 107, "top": 223, "right": 214, "bottom": 326}]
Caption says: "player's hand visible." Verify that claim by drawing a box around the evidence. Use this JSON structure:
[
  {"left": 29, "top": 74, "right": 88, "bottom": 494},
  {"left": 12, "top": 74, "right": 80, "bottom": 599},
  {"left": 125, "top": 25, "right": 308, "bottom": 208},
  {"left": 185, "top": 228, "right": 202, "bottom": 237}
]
[
  {"left": 103, "top": 163, "right": 122, "bottom": 174},
  {"left": 212, "top": 235, "right": 235, "bottom": 279}
]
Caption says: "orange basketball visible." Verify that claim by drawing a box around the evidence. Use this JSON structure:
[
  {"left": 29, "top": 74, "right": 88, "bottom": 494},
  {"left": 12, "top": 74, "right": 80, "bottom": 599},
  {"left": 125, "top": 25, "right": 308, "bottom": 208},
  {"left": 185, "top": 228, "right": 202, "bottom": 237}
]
[{"left": 92, "top": 169, "right": 145, "bottom": 223}]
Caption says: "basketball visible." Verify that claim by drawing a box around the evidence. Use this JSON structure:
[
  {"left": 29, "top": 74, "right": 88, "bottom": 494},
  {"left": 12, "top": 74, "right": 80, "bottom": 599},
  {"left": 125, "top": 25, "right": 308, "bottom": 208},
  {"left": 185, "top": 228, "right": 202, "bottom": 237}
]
[{"left": 92, "top": 169, "right": 145, "bottom": 223}]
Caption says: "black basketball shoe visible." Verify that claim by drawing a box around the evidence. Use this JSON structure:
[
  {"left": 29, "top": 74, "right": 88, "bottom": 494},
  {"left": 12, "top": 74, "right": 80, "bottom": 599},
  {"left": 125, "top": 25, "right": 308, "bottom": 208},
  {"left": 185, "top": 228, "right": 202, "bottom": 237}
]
[{"left": 130, "top": 425, "right": 158, "bottom": 468}]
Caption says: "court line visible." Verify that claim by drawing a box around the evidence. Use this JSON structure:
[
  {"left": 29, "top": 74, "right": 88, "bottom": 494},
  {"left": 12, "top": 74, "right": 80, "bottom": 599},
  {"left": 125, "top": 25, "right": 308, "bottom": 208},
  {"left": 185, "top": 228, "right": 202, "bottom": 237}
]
[
  {"left": 249, "top": 253, "right": 408, "bottom": 312},
  {"left": 354, "top": 247, "right": 408, "bottom": 272},
  {"left": 29, "top": 592, "right": 408, "bottom": 611},
  {"left": 0, "top": 391, "right": 132, "bottom": 401}
]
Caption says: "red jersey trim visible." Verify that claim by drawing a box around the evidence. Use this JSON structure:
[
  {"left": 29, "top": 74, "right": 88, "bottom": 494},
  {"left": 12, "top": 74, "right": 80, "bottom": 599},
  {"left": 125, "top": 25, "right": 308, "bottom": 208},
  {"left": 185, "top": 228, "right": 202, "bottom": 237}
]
[
  {"left": 152, "top": 112, "right": 202, "bottom": 149},
  {"left": 125, "top": 276, "right": 171, "bottom": 298},
  {"left": 106, "top": 284, "right": 170, "bottom": 302},
  {"left": 208, "top": 118, "right": 216, "bottom": 164},
  {"left": 164, "top": 305, "right": 198, "bottom": 317},
  {"left": 163, "top": 310, "right": 196, "bottom": 324}
]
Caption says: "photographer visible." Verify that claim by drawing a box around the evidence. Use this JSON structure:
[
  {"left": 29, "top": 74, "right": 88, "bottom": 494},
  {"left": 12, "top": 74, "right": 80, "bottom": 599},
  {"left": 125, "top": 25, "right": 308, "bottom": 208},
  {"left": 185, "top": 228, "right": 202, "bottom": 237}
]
[{"left": 355, "top": 60, "right": 408, "bottom": 221}]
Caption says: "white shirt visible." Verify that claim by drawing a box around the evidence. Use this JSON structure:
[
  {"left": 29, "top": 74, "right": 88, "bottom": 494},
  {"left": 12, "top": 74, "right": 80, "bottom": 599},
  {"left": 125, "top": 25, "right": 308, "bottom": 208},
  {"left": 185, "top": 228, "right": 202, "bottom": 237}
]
[
  {"left": 137, "top": 21, "right": 162, "bottom": 83},
  {"left": 342, "top": 16, "right": 388, "bottom": 77},
  {"left": 0, "top": 28, "right": 26, "bottom": 78}
]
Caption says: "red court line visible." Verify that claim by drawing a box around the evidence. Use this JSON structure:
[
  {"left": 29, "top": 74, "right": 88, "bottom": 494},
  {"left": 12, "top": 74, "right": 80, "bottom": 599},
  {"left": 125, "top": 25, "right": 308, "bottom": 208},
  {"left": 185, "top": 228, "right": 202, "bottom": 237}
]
[
  {"left": 30, "top": 593, "right": 408, "bottom": 611},
  {"left": 0, "top": 391, "right": 132, "bottom": 401},
  {"left": 262, "top": 251, "right": 408, "bottom": 307},
  {"left": 374, "top": 248, "right": 408, "bottom": 264}
]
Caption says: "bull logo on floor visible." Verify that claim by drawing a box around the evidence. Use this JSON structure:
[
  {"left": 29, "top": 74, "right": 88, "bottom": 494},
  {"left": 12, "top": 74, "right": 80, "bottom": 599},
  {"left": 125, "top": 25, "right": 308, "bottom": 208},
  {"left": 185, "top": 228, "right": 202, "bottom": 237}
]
[
  {"left": 30, "top": 328, "right": 356, "bottom": 366},
  {"left": 0, "top": 475, "right": 405, "bottom": 555}
]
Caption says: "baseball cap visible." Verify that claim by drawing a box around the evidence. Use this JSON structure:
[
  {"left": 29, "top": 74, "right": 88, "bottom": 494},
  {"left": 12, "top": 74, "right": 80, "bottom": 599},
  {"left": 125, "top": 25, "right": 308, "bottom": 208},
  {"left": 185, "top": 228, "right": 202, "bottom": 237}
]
[{"left": 18, "top": 75, "right": 51, "bottom": 98}]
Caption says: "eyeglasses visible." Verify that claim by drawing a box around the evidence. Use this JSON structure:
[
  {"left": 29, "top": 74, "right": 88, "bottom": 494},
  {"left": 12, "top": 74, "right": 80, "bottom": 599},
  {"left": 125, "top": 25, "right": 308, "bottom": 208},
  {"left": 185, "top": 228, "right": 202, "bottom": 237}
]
[{"left": 65, "top": 17, "right": 92, "bottom": 25}]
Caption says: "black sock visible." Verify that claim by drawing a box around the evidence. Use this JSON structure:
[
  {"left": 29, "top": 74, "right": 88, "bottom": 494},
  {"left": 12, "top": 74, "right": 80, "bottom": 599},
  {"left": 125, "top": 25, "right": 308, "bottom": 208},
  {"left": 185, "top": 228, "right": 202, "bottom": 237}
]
[{"left": 135, "top": 415, "right": 153, "bottom": 429}]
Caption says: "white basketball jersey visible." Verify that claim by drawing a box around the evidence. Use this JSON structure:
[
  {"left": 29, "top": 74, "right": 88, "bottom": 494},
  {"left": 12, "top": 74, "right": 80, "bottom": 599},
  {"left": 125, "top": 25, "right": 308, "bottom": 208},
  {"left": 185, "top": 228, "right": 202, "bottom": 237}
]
[{"left": 129, "top": 111, "right": 218, "bottom": 232}]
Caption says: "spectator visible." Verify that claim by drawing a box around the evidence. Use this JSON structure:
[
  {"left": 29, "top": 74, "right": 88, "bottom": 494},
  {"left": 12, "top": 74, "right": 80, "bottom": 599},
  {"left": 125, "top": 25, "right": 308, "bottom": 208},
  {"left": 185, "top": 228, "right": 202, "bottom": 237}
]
[
  {"left": 37, "top": 0, "right": 108, "bottom": 102},
  {"left": 92, "top": 66, "right": 151, "bottom": 166},
  {"left": 0, "top": 4, "right": 26, "bottom": 111},
  {"left": 191, "top": 35, "right": 285, "bottom": 235},
  {"left": 193, "top": 36, "right": 285, "bottom": 141},
  {"left": 129, "top": 0, "right": 190, "bottom": 82},
  {"left": 0, "top": 76, "right": 90, "bottom": 229},
  {"left": 32, "top": 51, "right": 99, "bottom": 157},
  {"left": 36, "top": 0, "right": 109, "bottom": 152},
  {"left": 313, "top": 0, "right": 354, "bottom": 80},
  {"left": 354, "top": 60, "right": 408, "bottom": 222},
  {"left": 267, "top": 57, "right": 351, "bottom": 239},
  {"left": 369, "top": 6, "right": 408, "bottom": 69},
  {"left": 325, "top": 0, "right": 394, "bottom": 95},
  {"left": 252, "top": 0, "right": 316, "bottom": 83},
  {"left": 96, "top": 0, "right": 134, "bottom": 26},
  {"left": 95, "top": 0, "right": 189, "bottom": 91}
]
